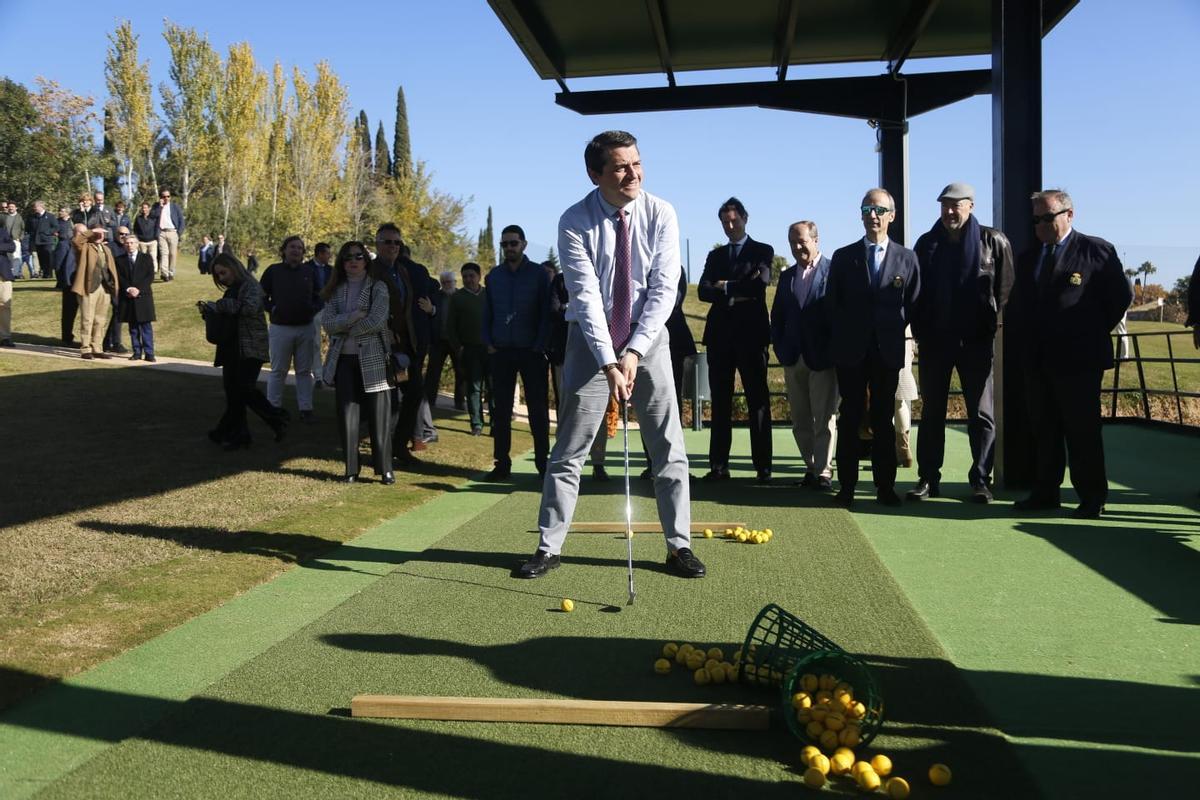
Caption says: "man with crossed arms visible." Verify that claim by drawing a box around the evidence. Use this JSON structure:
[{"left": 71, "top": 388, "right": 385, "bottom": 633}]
[{"left": 516, "top": 130, "right": 705, "bottom": 581}]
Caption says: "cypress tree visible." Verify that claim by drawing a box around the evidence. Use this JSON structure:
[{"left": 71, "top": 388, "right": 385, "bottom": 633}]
[
  {"left": 374, "top": 121, "right": 392, "bottom": 179},
  {"left": 392, "top": 85, "right": 412, "bottom": 181},
  {"left": 477, "top": 206, "right": 496, "bottom": 267},
  {"left": 357, "top": 109, "right": 372, "bottom": 170}
]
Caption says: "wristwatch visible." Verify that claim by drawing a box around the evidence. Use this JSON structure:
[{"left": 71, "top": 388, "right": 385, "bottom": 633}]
[{"left": 603, "top": 362, "right": 619, "bottom": 373}]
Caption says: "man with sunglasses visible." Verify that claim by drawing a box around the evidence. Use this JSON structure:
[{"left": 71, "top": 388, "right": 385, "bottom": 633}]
[
  {"left": 150, "top": 189, "right": 184, "bottom": 281},
  {"left": 482, "top": 224, "right": 551, "bottom": 481},
  {"left": 826, "top": 189, "right": 921, "bottom": 508},
  {"left": 907, "top": 183, "right": 1014, "bottom": 504},
  {"left": 1007, "top": 190, "right": 1131, "bottom": 519}
]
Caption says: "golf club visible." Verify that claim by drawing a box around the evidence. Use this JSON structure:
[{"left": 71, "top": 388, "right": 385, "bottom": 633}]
[{"left": 622, "top": 400, "right": 635, "bottom": 606}]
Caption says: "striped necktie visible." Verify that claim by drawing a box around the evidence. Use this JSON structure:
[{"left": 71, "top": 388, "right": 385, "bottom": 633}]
[{"left": 608, "top": 209, "right": 632, "bottom": 352}]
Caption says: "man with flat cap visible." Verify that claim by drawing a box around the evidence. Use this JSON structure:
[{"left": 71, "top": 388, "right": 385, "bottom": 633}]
[
  {"left": 1007, "top": 189, "right": 1131, "bottom": 519},
  {"left": 907, "top": 183, "right": 1014, "bottom": 504},
  {"left": 826, "top": 188, "right": 921, "bottom": 507}
]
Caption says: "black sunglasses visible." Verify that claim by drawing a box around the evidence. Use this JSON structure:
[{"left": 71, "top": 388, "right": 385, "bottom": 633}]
[
  {"left": 1032, "top": 209, "right": 1069, "bottom": 224},
  {"left": 500, "top": 240, "right": 522, "bottom": 248},
  {"left": 345, "top": 253, "right": 366, "bottom": 261},
  {"left": 379, "top": 239, "right": 401, "bottom": 246}
]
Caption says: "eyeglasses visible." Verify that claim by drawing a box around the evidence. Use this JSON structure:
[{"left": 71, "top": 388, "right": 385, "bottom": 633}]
[
  {"left": 500, "top": 241, "right": 522, "bottom": 248},
  {"left": 379, "top": 239, "right": 401, "bottom": 246},
  {"left": 345, "top": 253, "right": 366, "bottom": 261},
  {"left": 861, "top": 205, "right": 892, "bottom": 216},
  {"left": 160, "top": 195, "right": 170, "bottom": 200},
  {"left": 1032, "top": 208, "right": 1069, "bottom": 224}
]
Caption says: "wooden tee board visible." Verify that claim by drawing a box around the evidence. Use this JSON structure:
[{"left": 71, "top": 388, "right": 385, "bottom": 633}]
[
  {"left": 350, "top": 695, "right": 772, "bottom": 730},
  {"left": 567, "top": 521, "right": 748, "bottom": 534}
]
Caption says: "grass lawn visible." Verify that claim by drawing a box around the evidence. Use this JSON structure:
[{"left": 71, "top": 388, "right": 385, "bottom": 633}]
[{"left": 0, "top": 350, "right": 530, "bottom": 710}]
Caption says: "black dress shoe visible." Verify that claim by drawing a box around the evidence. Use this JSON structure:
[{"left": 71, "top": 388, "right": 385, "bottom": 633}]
[
  {"left": 970, "top": 483, "right": 994, "bottom": 504},
  {"left": 592, "top": 464, "right": 610, "bottom": 481},
  {"left": 516, "top": 549, "right": 561, "bottom": 579},
  {"left": 0, "top": 339, "right": 14, "bottom": 348},
  {"left": 702, "top": 467, "right": 731, "bottom": 482},
  {"left": 144, "top": 354, "right": 157, "bottom": 362},
  {"left": 93, "top": 352, "right": 111, "bottom": 359},
  {"left": 639, "top": 467, "right": 653, "bottom": 481},
  {"left": 129, "top": 353, "right": 142, "bottom": 360},
  {"left": 340, "top": 474, "right": 358, "bottom": 483},
  {"left": 665, "top": 547, "right": 706, "bottom": 578},
  {"left": 380, "top": 472, "right": 396, "bottom": 485},
  {"left": 876, "top": 487, "right": 903, "bottom": 506},
  {"left": 1071, "top": 502, "right": 1104, "bottom": 519},
  {"left": 906, "top": 479, "right": 940, "bottom": 501},
  {"left": 755, "top": 469, "right": 772, "bottom": 485},
  {"left": 81, "top": 352, "right": 94, "bottom": 360},
  {"left": 483, "top": 465, "right": 511, "bottom": 482},
  {"left": 1014, "top": 495, "right": 1061, "bottom": 512},
  {"left": 834, "top": 488, "right": 854, "bottom": 508},
  {"left": 795, "top": 473, "right": 816, "bottom": 488}
]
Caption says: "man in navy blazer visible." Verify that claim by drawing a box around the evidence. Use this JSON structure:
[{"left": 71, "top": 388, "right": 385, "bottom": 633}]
[
  {"left": 1007, "top": 189, "right": 1131, "bottom": 519},
  {"left": 826, "top": 188, "right": 921, "bottom": 507},
  {"left": 771, "top": 220, "right": 836, "bottom": 490},
  {"left": 697, "top": 197, "right": 774, "bottom": 483}
]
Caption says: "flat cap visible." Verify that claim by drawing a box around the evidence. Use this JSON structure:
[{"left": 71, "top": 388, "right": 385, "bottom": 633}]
[{"left": 937, "top": 182, "right": 975, "bottom": 202}]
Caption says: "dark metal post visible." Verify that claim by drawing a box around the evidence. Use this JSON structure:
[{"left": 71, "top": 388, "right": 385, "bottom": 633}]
[
  {"left": 878, "top": 120, "right": 909, "bottom": 246},
  {"left": 993, "top": 0, "right": 1042, "bottom": 488}
]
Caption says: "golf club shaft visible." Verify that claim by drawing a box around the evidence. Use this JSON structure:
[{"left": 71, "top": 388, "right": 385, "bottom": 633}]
[{"left": 623, "top": 400, "right": 635, "bottom": 604}]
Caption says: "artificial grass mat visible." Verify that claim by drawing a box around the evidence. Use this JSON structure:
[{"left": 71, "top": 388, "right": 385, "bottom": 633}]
[{"left": 38, "top": 469, "right": 1038, "bottom": 799}]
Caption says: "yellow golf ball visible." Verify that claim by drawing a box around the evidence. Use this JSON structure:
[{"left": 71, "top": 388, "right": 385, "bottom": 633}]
[
  {"left": 653, "top": 658, "right": 671, "bottom": 675},
  {"left": 856, "top": 767, "right": 881, "bottom": 791},
  {"left": 703, "top": 528, "right": 713, "bottom": 538},
  {"left": 800, "top": 745, "right": 821, "bottom": 766},
  {"left": 929, "top": 763, "right": 952, "bottom": 786},
  {"left": 886, "top": 777, "right": 911, "bottom": 799},
  {"left": 560, "top": 598, "right": 574, "bottom": 612},
  {"left": 871, "top": 754, "right": 893, "bottom": 777},
  {"left": 802, "top": 766, "right": 826, "bottom": 788},
  {"left": 662, "top": 642, "right": 679, "bottom": 658},
  {"left": 693, "top": 667, "right": 711, "bottom": 686}
]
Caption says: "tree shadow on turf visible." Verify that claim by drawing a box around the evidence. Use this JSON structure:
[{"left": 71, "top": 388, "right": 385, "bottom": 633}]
[{"left": 1012, "top": 519, "right": 1200, "bottom": 625}]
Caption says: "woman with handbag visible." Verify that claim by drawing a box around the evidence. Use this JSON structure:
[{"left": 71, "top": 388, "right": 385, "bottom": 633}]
[
  {"left": 199, "top": 253, "right": 287, "bottom": 449},
  {"left": 321, "top": 241, "right": 394, "bottom": 483}
]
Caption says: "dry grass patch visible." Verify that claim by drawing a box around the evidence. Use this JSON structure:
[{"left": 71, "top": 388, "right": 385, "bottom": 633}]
[{"left": 0, "top": 351, "right": 528, "bottom": 709}]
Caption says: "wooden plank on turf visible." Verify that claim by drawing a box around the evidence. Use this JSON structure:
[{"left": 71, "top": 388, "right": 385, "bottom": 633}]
[
  {"left": 568, "top": 522, "right": 747, "bottom": 534},
  {"left": 350, "top": 695, "right": 771, "bottom": 730}
]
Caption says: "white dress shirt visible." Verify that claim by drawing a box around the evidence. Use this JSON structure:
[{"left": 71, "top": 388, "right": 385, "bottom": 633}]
[{"left": 558, "top": 188, "right": 681, "bottom": 369}]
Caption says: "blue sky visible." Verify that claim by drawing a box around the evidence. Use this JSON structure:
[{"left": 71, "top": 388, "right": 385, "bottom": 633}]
[{"left": 3, "top": 0, "right": 1197, "bottom": 283}]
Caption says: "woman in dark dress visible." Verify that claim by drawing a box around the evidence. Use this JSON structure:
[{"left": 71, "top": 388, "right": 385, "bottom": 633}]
[{"left": 199, "top": 253, "right": 287, "bottom": 449}]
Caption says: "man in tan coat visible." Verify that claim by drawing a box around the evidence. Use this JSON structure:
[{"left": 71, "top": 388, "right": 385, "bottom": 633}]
[{"left": 71, "top": 225, "right": 119, "bottom": 359}]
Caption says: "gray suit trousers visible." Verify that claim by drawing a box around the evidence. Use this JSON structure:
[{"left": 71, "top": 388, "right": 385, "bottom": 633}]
[{"left": 536, "top": 325, "right": 691, "bottom": 555}]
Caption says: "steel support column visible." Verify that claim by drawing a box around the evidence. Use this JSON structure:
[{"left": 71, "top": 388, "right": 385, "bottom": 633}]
[
  {"left": 877, "top": 120, "right": 910, "bottom": 246},
  {"left": 992, "top": 0, "right": 1043, "bottom": 488}
]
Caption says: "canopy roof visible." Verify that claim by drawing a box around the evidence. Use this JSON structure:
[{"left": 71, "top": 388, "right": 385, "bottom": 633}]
[{"left": 488, "top": 0, "right": 1076, "bottom": 84}]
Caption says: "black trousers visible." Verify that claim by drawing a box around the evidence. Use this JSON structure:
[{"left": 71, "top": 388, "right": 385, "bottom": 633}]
[
  {"left": 393, "top": 351, "right": 426, "bottom": 450},
  {"left": 218, "top": 359, "right": 280, "bottom": 443},
  {"left": 61, "top": 290, "right": 78, "bottom": 342},
  {"left": 424, "top": 340, "right": 463, "bottom": 407},
  {"left": 334, "top": 355, "right": 392, "bottom": 476},
  {"left": 490, "top": 347, "right": 550, "bottom": 469},
  {"left": 1024, "top": 365, "right": 1107, "bottom": 506},
  {"left": 916, "top": 337, "right": 996, "bottom": 487},
  {"left": 104, "top": 297, "right": 124, "bottom": 350},
  {"left": 836, "top": 348, "right": 900, "bottom": 492},
  {"left": 36, "top": 246, "right": 55, "bottom": 280},
  {"left": 707, "top": 345, "right": 772, "bottom": 472}
]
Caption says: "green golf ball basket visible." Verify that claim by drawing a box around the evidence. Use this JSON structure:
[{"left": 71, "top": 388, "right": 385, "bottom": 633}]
[
  {"left": 736, "top": 604, "right": 884, "bottom": 745},
  {"left": 782, "top": 649, "right": 884, "bottom": 747}
]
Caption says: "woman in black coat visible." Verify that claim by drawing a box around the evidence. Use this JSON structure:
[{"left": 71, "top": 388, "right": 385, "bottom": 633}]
[{"left": 115, "top": 230, "right": 157, "bottom": 361}]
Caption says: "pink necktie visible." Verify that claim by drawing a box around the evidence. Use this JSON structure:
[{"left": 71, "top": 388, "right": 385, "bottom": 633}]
[{"left": 609, "top": 209, "right": 632, "bottom": 352}]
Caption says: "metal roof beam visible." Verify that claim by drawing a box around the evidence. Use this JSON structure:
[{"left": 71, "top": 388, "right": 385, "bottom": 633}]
[
  {"left": 644, "top": 0, "right": 676, "bottom": 87},
  {"left": 774, "top": 0, "right": 801, "bottom": 81},
  {"left": 884, "top": 0, "right": 942, "bottom": 75},
  {"left": 555, "top": 70, "right": 989, "bottom": 121},
  {"left": 487, "top": 0, "right": 566, "bottom": 83}
]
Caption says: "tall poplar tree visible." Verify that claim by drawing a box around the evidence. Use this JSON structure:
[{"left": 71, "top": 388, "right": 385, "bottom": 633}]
[
  {"left": 392, "top": 85, "right": 412, "bottom": 182},
  {"left": 103, "top": 20, "right": 152, "bottom": 203},
  {"left": 210, "top": 42, "right": 267, "bottom": 234},
  {"left": 265, "top": 62, "right": 287, "bottom": 223},
  {"left": 161, "top": 21, "right": 218, "bottom": 209},
  {"left": 288, "top": 61, "right": 348, "bottom": 240},
  {"left": 356, "top": 109, "right": 372, "bottom": 171}
]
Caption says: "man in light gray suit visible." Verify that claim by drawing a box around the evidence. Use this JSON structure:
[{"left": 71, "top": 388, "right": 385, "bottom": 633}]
[{"left": 516, "top": 130, "right": 705, "bottom": 580}]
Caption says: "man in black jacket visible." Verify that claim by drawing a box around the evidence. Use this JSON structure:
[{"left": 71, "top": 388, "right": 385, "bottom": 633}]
[
  {"left": 28, "top": 200, "right": 58, "bottom": 280},
  {"left": 826, "top": 189, "right": 921, "bottom": 507},
  {"left": 907, "top": 183, "right": 1014, "bottom": 504},
  {"left": 698, "top": 197, "right": 774, "bottom": 483},
  {"left": 1008, "top": 190, "right": 1132, "bottom": 519}
]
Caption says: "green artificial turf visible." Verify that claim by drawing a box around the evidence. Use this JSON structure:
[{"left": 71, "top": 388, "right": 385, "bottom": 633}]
[
  {"left": 29, "top": 437, "right": 1036, "bottom": 799},
  {"left": 851, "top": 424, "right": 1200, "bottom": 797}
]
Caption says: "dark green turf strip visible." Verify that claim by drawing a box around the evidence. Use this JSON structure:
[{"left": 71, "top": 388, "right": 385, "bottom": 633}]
[{"left": 38, "top": 468, "right": 1039, "bottom": 799}]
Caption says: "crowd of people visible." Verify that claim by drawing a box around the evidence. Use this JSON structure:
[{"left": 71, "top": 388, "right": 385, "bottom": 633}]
[{"left": 0, "top": 127, "right": 1165, "bottom": 554}]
